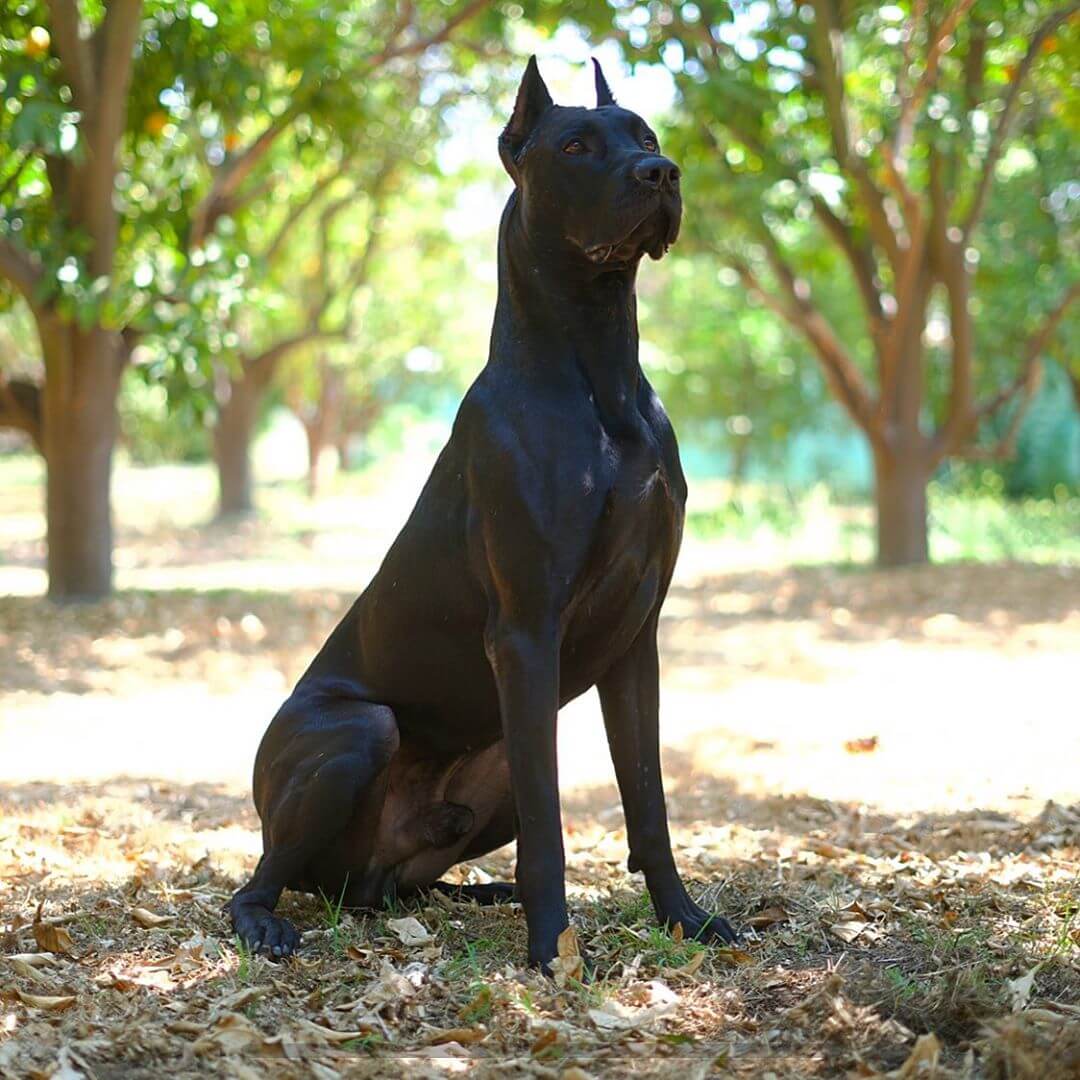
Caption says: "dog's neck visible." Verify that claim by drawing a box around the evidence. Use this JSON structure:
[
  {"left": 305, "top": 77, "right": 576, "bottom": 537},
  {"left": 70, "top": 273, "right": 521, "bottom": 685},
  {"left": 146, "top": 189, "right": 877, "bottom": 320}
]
[{"left": 490, "top": 193, "right": 642, "bottom": 430}]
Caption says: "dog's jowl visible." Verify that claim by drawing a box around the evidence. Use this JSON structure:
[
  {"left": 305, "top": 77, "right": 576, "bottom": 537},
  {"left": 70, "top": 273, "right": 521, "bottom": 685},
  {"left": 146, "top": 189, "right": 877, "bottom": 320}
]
[{"left": 228, "top": 57, "right": 739, "bottom": 970}]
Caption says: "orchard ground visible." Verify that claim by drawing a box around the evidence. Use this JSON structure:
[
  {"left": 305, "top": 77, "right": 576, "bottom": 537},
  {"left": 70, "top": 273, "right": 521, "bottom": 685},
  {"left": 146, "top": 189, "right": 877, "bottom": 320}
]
[{"left": 1, "top": 437, "right": 1078, "bottom": 1078}]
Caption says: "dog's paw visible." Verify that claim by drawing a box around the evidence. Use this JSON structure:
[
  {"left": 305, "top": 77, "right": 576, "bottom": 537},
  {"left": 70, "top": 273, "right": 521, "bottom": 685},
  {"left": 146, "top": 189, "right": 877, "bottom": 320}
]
[
  {"left": 230, "top": 899, "right": 300, "bottom": 960},
  {"left": 528, "top": 925, "right": 591, "bottom": 981},
  {"left": 661, "top": 902, "right": 740, "bottom": 946}
]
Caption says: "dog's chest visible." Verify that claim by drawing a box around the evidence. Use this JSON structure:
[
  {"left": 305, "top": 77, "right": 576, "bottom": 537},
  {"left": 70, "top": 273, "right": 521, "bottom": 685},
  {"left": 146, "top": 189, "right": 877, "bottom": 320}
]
[
  {"left": 559, "top": 431, "right": 682, "bottom": 686},
  {"left": 598, "top": 438, "right": 681, "bottom": 574}
]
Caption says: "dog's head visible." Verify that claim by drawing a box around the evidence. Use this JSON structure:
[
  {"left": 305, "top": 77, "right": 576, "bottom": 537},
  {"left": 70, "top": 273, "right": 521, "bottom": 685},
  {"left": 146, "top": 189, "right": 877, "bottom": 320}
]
[{"left": 499, "top": 57, "right": 681, "bottom": 269}]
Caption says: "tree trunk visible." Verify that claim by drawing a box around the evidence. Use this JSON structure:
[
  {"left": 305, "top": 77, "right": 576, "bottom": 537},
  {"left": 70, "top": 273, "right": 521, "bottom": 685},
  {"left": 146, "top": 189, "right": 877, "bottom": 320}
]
[
  {"left": 213, "top": 374, "right": 261, "bottom": 517},
  {"left": 40, "top": 319, "right": 124, "bottom": 600},
  {"left": 335, "top": 429, "right": 353, "bottom": 471},
  {"left": 303, "top": 419, "right": 324, "bottom": 499},
  {"left": 872, "top": 446, "right": 930, "bottom": 567}
]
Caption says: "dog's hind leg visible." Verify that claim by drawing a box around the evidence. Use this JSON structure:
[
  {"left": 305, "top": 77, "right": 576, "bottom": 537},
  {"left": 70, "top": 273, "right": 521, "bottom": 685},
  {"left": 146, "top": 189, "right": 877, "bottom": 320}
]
[{"left": 228, "top": 692, "right": 399, "bottom": 958}]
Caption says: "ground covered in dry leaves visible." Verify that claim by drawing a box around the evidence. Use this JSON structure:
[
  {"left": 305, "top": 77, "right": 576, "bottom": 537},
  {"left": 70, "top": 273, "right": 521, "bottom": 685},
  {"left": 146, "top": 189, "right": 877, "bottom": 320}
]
[{"left": 1, "top": 469, "right": 1078, "bottom": 1079}]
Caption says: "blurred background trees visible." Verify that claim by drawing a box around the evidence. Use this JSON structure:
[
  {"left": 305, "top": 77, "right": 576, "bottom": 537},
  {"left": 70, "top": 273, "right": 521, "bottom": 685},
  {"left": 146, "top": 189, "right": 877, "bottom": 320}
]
[
  {"left": 620, "top": 0, "right": 1078, "bottom": 564},
  {"left": 1, "top": 0, "right": 1077, "bottom": 598}
]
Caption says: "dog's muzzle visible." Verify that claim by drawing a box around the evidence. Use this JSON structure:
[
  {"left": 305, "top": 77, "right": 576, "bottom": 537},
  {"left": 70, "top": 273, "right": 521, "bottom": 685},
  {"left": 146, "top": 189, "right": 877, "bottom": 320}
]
[{"left": 583, "top": 196, "right": 682, "bottom": 265}]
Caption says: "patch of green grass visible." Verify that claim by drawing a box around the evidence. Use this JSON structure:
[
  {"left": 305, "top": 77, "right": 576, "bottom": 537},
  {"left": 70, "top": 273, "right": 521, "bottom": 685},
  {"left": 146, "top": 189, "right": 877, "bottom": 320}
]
[
  {"left": 685, "top": 480, "right": 1079, "bottom": 565},
  {"left": 441, "top": 932, "right": 512, "bottom": 981},
  {"left": 611, "top": 891, "right": 653, "bottom": 926},
  {"left": 1048, "top": 901, "right": 1079, "bottom": 961},
  {"left": 318, "top": 876, "right": 350, "bottom": 948},
  {"left": 930, "top": 485, "right": 1080, "bottom": 562},
  {"left": 341, "top": 1034, "right": 384, "bottom": 1052},
  {"left": 234, "top": 935, "right": 254, "bottom": 984},
  {"left": 883, "top": 965, "right": 920, "bottom": 1002},
  {"left": 632, "top": 924, "right": 707, "bottom": 970},
  {"left": 75, "top": 914, "right": 110, "bottom": 939}
]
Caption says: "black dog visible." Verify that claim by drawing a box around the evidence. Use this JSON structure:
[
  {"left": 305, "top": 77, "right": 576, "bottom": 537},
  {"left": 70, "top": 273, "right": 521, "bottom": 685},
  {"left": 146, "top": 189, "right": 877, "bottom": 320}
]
[{"left": 228, "top": 57, "right": 738, "bottom": 969}]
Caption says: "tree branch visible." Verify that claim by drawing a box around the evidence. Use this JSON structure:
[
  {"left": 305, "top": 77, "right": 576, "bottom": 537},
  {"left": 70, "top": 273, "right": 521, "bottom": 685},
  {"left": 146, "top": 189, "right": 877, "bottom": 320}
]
[
  {"left": 0, "top": 374, "right": 44, "bottom": 452},
  {"left": 46, "top": 0, "right": 96, "bottom": 106},
  {"left": 310, "top": 163, "right": 395, "bottom": 336},
  {"left": 244, "top": 327, "right": 349, "bottom": 384},
  {"left": 190, "top": 112, "right": 296, "bottom": 249},
  {"left": 732, "top": 230, "right": 880, "bottom": 439},
  {"left": 82, "top": 0, "right": 143, "bottom": 277},
  {"left": 896, "top": 0, "right": 926, "bottom": 104},
  {"left": 962, "top": 2, "right": 1080, "bottom": 240},
  {"left": 893, "top": 0, "right": 975, "bottom": 166},
  {"left": 262, "top": 163, "right": 348, "bottom": 264},
  {"left": 879, "top": 140, "right": 922, "bottom": 230},
  {"left": 976, "top": 281, "right": 1079, "bottom": 420},
  {"left": 876, "top": 200, "right": 928, "bottom": 416},
  {"left": 812, "top": 197, "right": 888, "bottom": 345},
  {"left": 372, "top": 0, "right": 491, "bottom": 64},
  {"left": 0, "top": 237, "right": 45, "bottom": 307},
  {"left": 241, "top": 165, "right": 395, "bottom": 384},
  {"left": 936, "top": 280, "right": 1079, "bottom": 461},
  {"left": 929, "top": 149, "right": 973, "bottom": 455},
  {"left": 809, "top": 0, "right": 853, "bottom": 167},
  {"left": 802, "top": 6, "right": 905, "bottom": 276}
]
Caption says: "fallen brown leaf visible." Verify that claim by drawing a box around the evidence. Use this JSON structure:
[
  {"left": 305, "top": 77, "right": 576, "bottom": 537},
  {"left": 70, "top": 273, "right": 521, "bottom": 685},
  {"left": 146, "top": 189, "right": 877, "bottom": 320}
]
[
  {"left": 715, "top": 947, "right": 754, "bottom": 966},
  {"left": 345, "top": 944, "right": 373, "bottom": 964},
  {"left": 550, "top": 926, "right": 584, "bottom": 986},
  {"left": 530, "top": 1027, "right": 559, "bottom": 1055},
  {"left": 745, "top": 906, "right": 789, "bottom": 930},
  {"left": 131, "top": 907, "right": 174, "bottom": 928},
  {"left": 668, "top": 950, "right": 705, "bottom": 978},
  {"left": 216, "top": 985, "right": 269, "bottom": 1011},
  {"left": 296, "top": 1019, "right": 378, "bottom": 1044},
  {"left": 425, "top": 1026, "right": 486, "bottom": 1045},
  {"left": 7, "top": 957, "right": 55, "bottom": 986},
  {"left": 32, "top": 907, "right": 74, "bottom": 956},
  {"left": 844, "top": 736, "right": 879, "bottom": 754},
  {"left": 888, "top": 1032, "right": 941, "bottom": 1078},
  {"left": 386, "top": 916, "right": 431, "bottom": 945},
  {"left": 192, "top": 1012, "right": 262, "bottom": 1055},
  {"left": 807, "top": 839, "right": 852, "bottom": 859},
  {"left": 16, "top": 990, "right": 76, "bottom": 1012}
]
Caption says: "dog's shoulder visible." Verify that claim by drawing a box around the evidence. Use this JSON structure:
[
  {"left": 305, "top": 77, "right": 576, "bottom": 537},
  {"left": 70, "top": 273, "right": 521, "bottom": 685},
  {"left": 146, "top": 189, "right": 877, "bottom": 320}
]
[{"left": 452, "top": 369, "right": 607, "bottom": 579}]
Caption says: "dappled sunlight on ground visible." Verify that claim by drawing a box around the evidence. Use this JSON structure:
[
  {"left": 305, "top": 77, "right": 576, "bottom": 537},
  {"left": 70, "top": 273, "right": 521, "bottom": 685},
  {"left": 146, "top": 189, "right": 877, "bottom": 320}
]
[{"left": 2, "top": 461, "right": 1078, "bottom": 1076}]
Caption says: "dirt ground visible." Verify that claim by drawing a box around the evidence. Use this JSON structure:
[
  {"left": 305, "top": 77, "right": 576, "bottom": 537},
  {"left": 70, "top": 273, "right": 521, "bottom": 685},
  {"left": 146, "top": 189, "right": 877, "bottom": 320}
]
[{"left": 1, "top": 463, "right": 1079, "bottom": 1078}]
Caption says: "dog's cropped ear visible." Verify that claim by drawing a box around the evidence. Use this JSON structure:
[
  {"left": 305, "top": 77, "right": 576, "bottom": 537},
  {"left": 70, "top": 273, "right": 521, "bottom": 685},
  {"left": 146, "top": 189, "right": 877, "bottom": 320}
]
[
  {"left": 593, "top": 58, "right": 616, "bottom": 108},
  {"left": 499, "top": 56, "right": 553, "bottom": 182}
]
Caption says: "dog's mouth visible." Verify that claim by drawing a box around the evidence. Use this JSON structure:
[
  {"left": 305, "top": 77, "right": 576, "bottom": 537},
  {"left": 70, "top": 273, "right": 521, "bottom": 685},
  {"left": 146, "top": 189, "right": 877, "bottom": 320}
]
[{"left": 580, "top": 198, "right": 681, "bottom": 267}]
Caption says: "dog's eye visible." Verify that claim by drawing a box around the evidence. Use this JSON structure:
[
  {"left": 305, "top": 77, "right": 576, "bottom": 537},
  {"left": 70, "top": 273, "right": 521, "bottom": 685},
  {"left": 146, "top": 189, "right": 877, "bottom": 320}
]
[
  {"left": 642, "top": 135, "right": 659, "bottom": 152},
  {"left": 563, "top": 138, "right": 587, "bottom": 155}
]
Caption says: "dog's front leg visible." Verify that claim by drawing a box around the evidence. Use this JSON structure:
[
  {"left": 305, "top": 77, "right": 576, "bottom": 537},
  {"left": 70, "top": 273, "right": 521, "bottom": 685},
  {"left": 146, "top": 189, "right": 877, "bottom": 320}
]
[
  {"left": 485, "top": 619, "right": 567, "bottom": 970},
  {"left": 599, "top": 616, "right": 739, "bottom": 944}
]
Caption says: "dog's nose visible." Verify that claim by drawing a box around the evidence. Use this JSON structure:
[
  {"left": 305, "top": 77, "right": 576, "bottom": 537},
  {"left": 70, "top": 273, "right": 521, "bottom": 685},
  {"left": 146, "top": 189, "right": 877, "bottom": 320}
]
[{"left": 631, "top": 156, "right": 680, "bottom": 192}]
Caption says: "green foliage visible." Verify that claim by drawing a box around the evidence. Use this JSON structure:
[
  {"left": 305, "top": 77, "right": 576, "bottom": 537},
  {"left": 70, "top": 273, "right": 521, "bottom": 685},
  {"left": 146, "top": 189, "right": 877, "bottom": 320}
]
[
  {"left": 643, "top": 251, "right": 831, "bottom": 474},
  {"left": 2, "top": 0, "right": 1077, "bottom": 549},
  {"left": 119, "top": 378, "right": 211, "bottom": 465},
  {"left": 998, "top": 362, "right": 1080, "bottom": 497},
  {"left": 597, "top": 0, "right": 1078, "bottom": 451}
]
